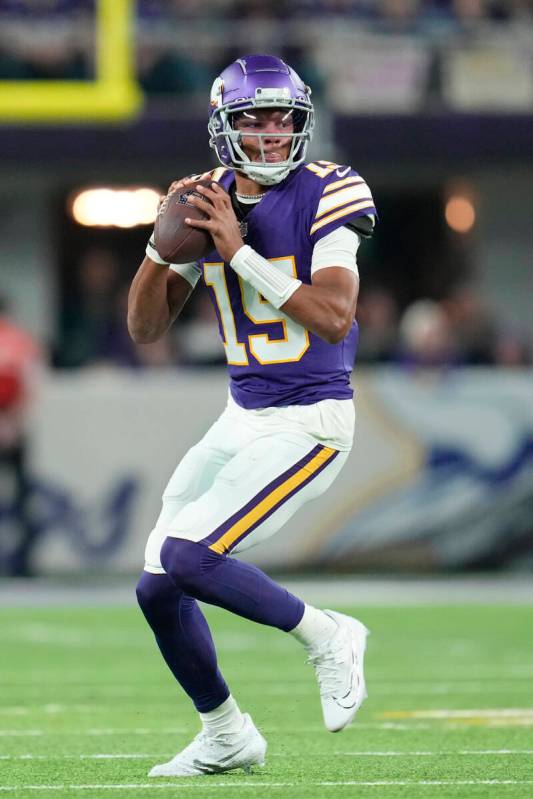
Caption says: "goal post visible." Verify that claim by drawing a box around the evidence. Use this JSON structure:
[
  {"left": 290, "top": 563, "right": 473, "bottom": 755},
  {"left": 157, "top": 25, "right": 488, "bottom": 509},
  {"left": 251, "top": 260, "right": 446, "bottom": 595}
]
[{"left": 0, "top": 0, "right": 143, "bottom": 123}]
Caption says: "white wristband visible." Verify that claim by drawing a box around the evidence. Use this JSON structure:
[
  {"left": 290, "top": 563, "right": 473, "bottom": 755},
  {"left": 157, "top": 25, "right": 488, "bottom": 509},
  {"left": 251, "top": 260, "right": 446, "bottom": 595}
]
[
  {"left": 146, "top": 234, "right": 169, "bottom": 266},
  {"left": 169, "top": 262, "right": 202, "bottom": 288},
  {"left": 230, "top": 245, "right": 302, "bottom": 309}
]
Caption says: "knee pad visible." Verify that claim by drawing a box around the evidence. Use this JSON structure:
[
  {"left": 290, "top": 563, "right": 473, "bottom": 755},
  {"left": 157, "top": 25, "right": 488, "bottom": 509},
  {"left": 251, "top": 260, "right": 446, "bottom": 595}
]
[{"left": 160, "top": 537, "right": 220, "bottom": 594}]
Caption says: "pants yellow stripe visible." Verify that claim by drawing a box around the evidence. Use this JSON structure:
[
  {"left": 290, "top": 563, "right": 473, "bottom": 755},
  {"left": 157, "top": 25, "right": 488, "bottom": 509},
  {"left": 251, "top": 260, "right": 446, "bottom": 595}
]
[{"left": 208, "top": 446, "right": 337, "bottom": 555}]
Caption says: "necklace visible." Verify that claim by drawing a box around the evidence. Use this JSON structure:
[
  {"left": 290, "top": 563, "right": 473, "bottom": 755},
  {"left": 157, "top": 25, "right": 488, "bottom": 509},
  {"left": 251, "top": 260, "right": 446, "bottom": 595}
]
[{"left": 236, "top": 191, "right": 265, "bottom": 202}]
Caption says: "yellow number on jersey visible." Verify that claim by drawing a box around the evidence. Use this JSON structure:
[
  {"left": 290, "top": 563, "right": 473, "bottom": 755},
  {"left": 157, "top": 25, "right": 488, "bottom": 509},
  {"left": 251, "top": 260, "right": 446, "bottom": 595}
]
[
  {"left": 239, "top": 257, "right": 309, "bottom": 364},
  {"left": 204, "top": 258, "right": 309, "bottom": 366},
  {"left": 204, "top": 263, "right": 248, "bottom": 365},
  {"left": 305, "top": 161, "right": 340, "bottom": 179}
]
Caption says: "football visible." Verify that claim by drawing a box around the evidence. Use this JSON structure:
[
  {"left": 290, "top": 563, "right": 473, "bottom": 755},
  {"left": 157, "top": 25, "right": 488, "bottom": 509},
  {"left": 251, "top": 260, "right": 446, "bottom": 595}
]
[{"left": 154, "top": 179, "right": 220, "bottom": 264}]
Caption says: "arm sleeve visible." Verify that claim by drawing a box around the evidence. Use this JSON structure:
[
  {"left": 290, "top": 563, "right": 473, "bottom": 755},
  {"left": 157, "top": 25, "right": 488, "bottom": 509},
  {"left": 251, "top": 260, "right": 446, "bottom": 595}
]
[{"left": 311, "top": 227, "right": 360, "bottom": 277}]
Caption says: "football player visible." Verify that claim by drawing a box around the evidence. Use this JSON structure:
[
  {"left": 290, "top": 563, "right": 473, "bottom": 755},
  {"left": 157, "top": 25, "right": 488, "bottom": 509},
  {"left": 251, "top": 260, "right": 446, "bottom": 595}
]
[{"left": 128, "top": 54, "right": 376, "bottom": 778}]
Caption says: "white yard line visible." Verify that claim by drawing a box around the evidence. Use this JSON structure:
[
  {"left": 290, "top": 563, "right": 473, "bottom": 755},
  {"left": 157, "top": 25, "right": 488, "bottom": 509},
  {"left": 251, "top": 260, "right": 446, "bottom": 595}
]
[
  {"left": 2, "top": 750, "right": 533, "bottom": 761},
  {"left": 0, "top": 755, "right": 164, "bottom": 761},
  {"left": 0, "top": 780, "right": 532, "bottom": 791},
  {"left": 3, "top": 669, "right": 532, "bottom": 684},
  {"left": 335, "top": 750, "right": 533, "bottom": 757},
  {"left": 89, "top": 728, "right": 188, "bottom": 736},
  {"left": 0, "top": 728, "right": 188, "bottom": 737},
  {"left": 262, "top": 683, "right": 533, "bottom": 696},
  {"left": 81, "top": 754, "right": 155, "bottom": 760},
  {"left": 4, "top": 678, "right": 532, "bottom": 708},
  {"left": 1, "top": 627, "right": 264, "bottom": 652},
  {"left": 0, "top": 705, "right": 96, "bottom": 716},
  {"left": 0, "top": 723, "right": 435, "bottom": 737}
]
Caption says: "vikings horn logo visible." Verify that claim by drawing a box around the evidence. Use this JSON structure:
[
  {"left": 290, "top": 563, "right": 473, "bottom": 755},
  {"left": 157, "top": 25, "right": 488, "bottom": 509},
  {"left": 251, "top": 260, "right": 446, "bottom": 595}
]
[{"left": 210, "top": 78, "right": 224, "bottom": 109}]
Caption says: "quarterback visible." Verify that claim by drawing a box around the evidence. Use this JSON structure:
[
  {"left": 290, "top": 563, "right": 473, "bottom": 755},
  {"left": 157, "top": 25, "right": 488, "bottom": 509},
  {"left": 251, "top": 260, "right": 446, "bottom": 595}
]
[{"left": 128, "top": 54, "right": 376, "bottom": 777}]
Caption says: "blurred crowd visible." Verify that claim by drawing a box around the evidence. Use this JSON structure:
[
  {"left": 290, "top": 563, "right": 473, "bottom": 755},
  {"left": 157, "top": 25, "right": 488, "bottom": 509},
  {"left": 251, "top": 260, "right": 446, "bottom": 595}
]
[
  {"left": 138, "top": 0, "right": 533, "bottom": 23},
  {"left": 1, "top": 0, "right": 533, "bottom": 98},
  {"left": 44, "top": 245, "right": 531, "bottom": 372},
  {"left": 356, "top": 285, "right": 531, "bottom": 369},
  {"left": 1, "top": 0, "right": 532, "bottom": 21},
  {"left": 53, "top": 246, "right": 226, "bottom": 370}
]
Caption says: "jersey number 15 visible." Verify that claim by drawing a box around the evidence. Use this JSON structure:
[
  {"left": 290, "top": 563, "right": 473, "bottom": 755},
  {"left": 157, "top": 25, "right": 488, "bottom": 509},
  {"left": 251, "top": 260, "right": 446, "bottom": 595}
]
[{"left": 204, "top": 258, "right": 310, "bottom": 366}]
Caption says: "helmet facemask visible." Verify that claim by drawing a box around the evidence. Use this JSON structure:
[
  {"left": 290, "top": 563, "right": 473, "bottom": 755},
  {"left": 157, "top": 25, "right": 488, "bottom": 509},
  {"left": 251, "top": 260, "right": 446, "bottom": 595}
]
[{"left": 209, "top": 90, "right": 315, "bottom": 186}]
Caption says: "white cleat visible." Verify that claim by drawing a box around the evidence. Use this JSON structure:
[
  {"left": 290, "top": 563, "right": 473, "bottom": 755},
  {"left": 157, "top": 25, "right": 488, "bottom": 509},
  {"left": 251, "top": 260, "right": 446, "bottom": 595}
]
[
  {"left": 307, "top": 610, "right": 369, "bottom": 733},
  {"left": 148, "top": 713, "right": 267, "bottom": 777}
]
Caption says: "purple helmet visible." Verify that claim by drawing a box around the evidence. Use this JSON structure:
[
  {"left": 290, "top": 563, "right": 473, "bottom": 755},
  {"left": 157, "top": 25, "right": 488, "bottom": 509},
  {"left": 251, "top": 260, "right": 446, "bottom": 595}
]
[{"left": 208, "top": 54, "right": 315, "bottom": 186}]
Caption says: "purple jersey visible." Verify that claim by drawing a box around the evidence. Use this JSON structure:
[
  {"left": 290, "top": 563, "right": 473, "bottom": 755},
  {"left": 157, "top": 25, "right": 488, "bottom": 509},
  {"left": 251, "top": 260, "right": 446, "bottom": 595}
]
[{"left": 199, "top": 161, "right": 376, "bottom": 410}]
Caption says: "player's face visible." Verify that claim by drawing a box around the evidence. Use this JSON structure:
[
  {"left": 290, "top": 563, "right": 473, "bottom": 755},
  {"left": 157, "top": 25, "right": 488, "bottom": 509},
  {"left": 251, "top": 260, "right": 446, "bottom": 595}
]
[{"left": 233, "top": 109, "right": 295, "bottom": 164}]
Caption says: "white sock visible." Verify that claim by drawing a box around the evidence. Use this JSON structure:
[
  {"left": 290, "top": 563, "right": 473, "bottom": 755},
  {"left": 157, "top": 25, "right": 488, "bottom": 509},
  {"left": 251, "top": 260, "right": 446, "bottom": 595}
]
[
  {"left": 289, "top": 604, "right": 337, "bottom": 650},
  {"left": 199, "top": 695, "right": 245, "bottom": 738}
]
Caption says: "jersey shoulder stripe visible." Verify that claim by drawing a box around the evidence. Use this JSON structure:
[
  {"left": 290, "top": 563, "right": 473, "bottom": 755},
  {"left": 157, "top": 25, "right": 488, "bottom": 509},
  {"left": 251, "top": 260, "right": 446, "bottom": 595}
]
[
  {"left": 308, "top": 165, "right": 376, "bottom": 236},
  {"left": 315, "top": 184, "right": 373, "bottom": 221},
  {"left": 310, "top": 200, "right": 376, "bottom": 235},
  {"left": 323, "top": 176, "right": 364, "bottom": 194}
]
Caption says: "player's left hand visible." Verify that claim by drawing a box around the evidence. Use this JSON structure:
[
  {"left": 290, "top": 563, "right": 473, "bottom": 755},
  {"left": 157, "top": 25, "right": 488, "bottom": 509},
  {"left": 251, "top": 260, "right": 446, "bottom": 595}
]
[{"left": 185, "top": 183, "right": 244, "bottom": 263}]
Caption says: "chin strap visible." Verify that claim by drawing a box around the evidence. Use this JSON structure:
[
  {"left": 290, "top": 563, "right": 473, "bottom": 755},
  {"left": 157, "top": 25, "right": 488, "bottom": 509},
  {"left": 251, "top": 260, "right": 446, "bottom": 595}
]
[{"left": 241, "top": 163, "right": 292, "bottom": 186}]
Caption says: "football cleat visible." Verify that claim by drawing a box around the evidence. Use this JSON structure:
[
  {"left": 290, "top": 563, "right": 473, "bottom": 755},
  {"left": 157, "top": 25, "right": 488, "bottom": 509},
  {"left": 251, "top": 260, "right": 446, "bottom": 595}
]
[
  {"left": 307, "top": 610, "right": 369, "bottom": 733},
  {"left": 148, "top": 713, "right": 267, "bottom": 777}
]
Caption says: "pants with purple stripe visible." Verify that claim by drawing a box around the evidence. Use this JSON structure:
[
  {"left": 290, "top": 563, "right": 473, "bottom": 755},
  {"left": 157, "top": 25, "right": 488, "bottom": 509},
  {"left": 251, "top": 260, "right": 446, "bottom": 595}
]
[{"left": 137, "top": 397, "right": 351, "bottom": 711}]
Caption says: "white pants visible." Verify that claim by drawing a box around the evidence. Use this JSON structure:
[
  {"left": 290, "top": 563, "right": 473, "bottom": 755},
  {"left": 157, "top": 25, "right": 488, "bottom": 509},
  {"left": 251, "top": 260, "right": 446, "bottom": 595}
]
[{"left": 144, "top": 395, "right": 354, "bottom": 574}]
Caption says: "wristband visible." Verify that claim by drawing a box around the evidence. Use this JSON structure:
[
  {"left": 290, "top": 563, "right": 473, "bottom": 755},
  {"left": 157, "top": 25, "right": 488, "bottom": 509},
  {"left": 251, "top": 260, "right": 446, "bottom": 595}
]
[
  {"left": 230, "top": 245, "right": 302, "bottom": 309},
  {"left": 146, "top": 234, "right": 169, "bottom": 266}
]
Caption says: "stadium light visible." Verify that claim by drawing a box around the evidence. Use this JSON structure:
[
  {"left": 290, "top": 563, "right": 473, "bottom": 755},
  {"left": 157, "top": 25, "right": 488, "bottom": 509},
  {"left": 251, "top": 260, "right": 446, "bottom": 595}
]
[
  {"left": 70, "top": 186, "right": 160, "bottom": 228},
  {"left": 445, "top": 195, "right": 476, "bottom": 234}
]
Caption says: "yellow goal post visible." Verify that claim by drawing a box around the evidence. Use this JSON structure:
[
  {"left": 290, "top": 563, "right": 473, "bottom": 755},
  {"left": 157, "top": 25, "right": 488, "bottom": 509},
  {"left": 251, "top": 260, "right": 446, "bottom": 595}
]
[{"left": 0, "top": 0, "right": 142, "bottom": 123}]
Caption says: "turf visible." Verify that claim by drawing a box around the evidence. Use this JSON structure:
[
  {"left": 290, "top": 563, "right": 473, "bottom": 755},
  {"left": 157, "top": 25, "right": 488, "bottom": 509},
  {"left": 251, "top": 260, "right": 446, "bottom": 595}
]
[{"left": 1, "top": 602, "right": 532, "bottom": 798}]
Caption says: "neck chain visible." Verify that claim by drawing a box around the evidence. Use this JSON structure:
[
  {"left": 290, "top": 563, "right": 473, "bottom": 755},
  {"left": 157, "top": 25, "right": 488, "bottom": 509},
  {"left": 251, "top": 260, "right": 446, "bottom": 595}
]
[{"left": 236, "top": 191, "right": 265, "bottom": 203}]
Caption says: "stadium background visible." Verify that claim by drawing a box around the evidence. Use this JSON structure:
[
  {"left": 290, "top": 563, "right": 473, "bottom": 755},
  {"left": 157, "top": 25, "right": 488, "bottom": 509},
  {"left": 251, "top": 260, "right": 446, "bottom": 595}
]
[
  {"left": 1, "top": 0, "right": 532, "bottom": 577},
  {"left": 1, "top": 3, "right": 533, "bottom": 797}
]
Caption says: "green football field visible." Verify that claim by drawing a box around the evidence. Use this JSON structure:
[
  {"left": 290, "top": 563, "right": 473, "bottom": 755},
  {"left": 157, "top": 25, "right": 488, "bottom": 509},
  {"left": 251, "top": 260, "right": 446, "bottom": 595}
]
[{"left": 1, "top": 602, "right": 532, "bottom": 798}]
